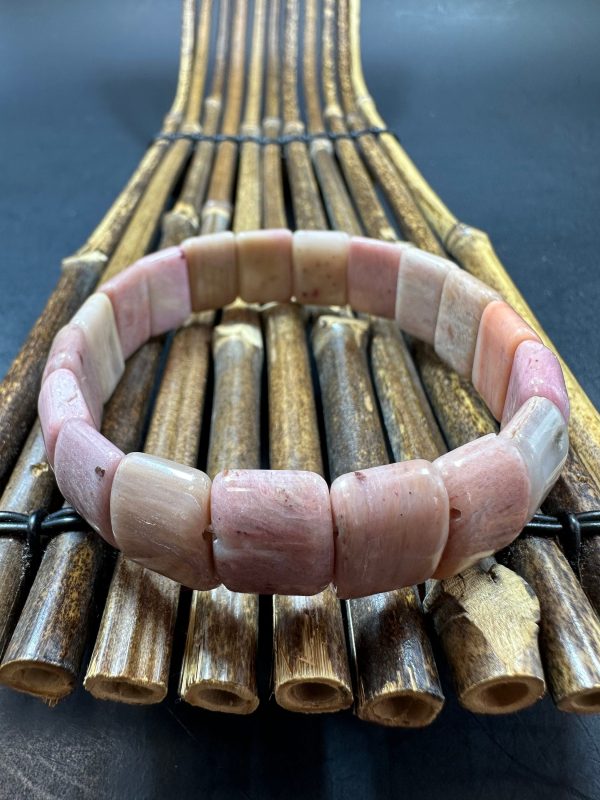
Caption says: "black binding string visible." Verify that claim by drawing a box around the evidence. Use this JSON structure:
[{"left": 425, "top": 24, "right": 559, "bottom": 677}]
[{"left": 154, "top": 126, "right": 395, "bottom": 146}]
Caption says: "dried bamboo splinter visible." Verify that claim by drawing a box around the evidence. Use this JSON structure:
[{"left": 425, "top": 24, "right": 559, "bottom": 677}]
[
  {"left": 265, "top": 303, "right": 353, "bottom": 713},
  {"left": 370, "top": 321, "right": 545, "bottom": 714},
  {"left": 179, "top": 308, "right": 262, "bottom": 714},
  {"left": 415, "top": 342, "right": 600, "bottom": 713},
  {"left": 84, "top": 323, "right": 212, "bottom": 704},
  {"left": 313, "top": 314, "right": 444, "bottom": 727},
  {"left": 0, "top": 342, "right": 162, "bottom": 702}
]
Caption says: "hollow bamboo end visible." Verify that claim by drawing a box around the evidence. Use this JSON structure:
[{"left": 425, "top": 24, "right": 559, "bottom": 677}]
[
  {"left": 275, "top": 677, "right": 353, "bottom": 714},
  {"left": 357, "top": 690, "right": 444, "bottom": 728},
  {"left": 0, "top": 660, "right": 75, "bottom": 702},
  {"left": 83, "top": 674, "right": 166, "bottom": 705},
  {"left": 459, "top": 675, "right": 545, "bottom": 715},
  {"left": 556, "top": 687, "right": 600, "bottom": 714},
  {"left": 182, "top": 680, "right": 259, "bottom": 715}
]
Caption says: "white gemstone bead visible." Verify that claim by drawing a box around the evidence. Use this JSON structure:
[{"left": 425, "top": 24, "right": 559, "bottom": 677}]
[{"left": 71, "top": 293, "right": 125, "bottom": 401}]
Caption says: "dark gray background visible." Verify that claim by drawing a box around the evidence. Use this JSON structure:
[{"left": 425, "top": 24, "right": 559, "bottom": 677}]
[{"left": 1, "top": 1, "right": 600, "bottom": 798}]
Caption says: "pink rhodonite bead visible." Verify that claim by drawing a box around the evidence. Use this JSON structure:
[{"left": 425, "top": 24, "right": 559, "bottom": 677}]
[
  {"left": 348, "top": 237, "right": 404, "bottom": 319},
  {"left": 53, "top": 419, "right": 124, "bottom": 546},
  {"left": 211, "top": 469, "right": 334, "bottom": 595},
  {"left": 395, "top": 249, "right": 458, "bottom": 343},
  {"left": 139, "top": 246, "right": 192, "bottom": 336},
  {"left": 182, "top": 232, "right": 238, "bottom": 312},
  {"left": 38, "top": 368, "right": 96, "bottom": 465},
  {"left": 472, "top": 300, "right": 540, "bottom": 421},
  {"left": 502, "top": 339, "right": 570, "bottom": 425},
  {"left": 433, "top": 433, "right": 531, "bottom": 578},
  {"left": 110, "top": 453, "right": 218, "bottom": 589},
  {"left": 434, "top": 271, "right": 501, "bottom": 377},
  {"left": 237, "top": 228, "right": 293, "bottom": 303},
  {"left": 330, "top": 460, "right": 449, "bottom": 599},
  {"left": 99, "top": 262, "right": 151, "bottom": 359},
  {"left": 293, "top": 230, "right": 349, "bottom": 306}
]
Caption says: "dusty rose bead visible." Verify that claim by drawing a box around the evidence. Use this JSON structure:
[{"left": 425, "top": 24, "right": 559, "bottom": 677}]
[
  {"left": 110, "top": 453, "right": 218, "bottom": 589},
  {"left": 141, "top": 246, "right": 192, "bottom": 336},
  {"left": 434, "top": 271, "right": 501, "bottom": 377},
  {"left": 472, "top": 300, "right": 541, "bottom": 421},
  {"left": 182, "top": 232, "right": 238, "bottom": 311},
  {"left": 292, "top": 230, "right": 349, "bottom": 306},
  {"left": 99, "top": 262, "right": 151, "bottom": 358},
  {"left": 54, "top": 418, "right": 124, "bottom": 546},
  {"left": 348, "top": 237, "right": 404, "bottom": 318},
  {"left": 211, "top": 469, "right": 334, "bottom": 595},
  {"left": 502, "top": 340, "right": 570, "bottom": 425},
  {"left": 330, "top": 460, "right": 449, "bottom": 599},
  {"left": 433, "top": 433, "right": 531, "bottom": 578},
  {"left": 38, "top": 368, "right": 96, "bottom": 465},
  {"left": 395, "top": 249, "right": 458, "bottom": 343},
  {"left": 237, "top": 229, "right": 293, "bottom": 303}
]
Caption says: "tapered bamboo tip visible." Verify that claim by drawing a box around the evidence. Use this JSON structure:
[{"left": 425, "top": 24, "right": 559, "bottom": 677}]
[
  {"left": 274, "top": 679, "right": 353, "bottom": 714},
  {"left": 83, "top": 673, "right": 167, "bottom": 705},
  {"left": 0, "top": 661, "right": 74, "bottom": 703},
  {"left": 181, "top": 681, "right": 259, "bottom": 715}
]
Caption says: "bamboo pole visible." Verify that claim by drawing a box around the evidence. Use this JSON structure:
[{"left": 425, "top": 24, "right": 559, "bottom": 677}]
[
  {"left": 84, "top": 321, "right": 212, "bottom": 703},
  {"left": 414, "top": 342, "right": 600, "bottom": 713},
  {"left": 262, "top": 0, "right": 287, "bottom": 229},
  {"left": 312, "top": 314, "right": 444, "bottom": 727},
  {"left": 370, "top": 321, "right": 545, "bottom": 714},
  {"left": 0, "top": 341, "right": 162, "bottom": 701}
]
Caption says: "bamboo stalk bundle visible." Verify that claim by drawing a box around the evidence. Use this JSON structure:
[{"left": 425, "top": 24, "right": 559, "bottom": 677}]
[
  {"left": 370, "top": 321, "right": 545, "bottom": 713},
  {"left": 414, "top": 343, "right": 600, "bottom": 712},
  {"left": 0, "top": 342, "right": 162, "bottom": 702},
  {"left": 313, "top": 314, "right": 444, "bottom": 726},
  {"left": 84, "top": 322, "right": 212, "bottom": 703}
]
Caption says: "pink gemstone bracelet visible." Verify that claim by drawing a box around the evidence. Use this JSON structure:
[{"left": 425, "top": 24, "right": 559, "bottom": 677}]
[{"left": 38, "top": 230, "right": 570, "bottom": 598}]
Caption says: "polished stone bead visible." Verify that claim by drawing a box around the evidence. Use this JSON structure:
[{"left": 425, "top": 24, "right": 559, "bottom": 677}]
[
  {"left": 330, "top": 460, "right": 449, "bottom": 598},
  {"left": 110, "top": 453, "right": 218, "bottom": 589},
  {"left": 502, "top": 340, "right": 570, "bottom": 425},
  {"left": 54, "top": 419, "right": 124, "bottom": 546},
  {"left": 472, "top": 301, "right": 540, "bottom": 420},
  {"left": 38, "top": 368, "right": 96, "bottom": 465},
  {"left": 500, "top": 396, "right": 568, "bottom": 517},
  {"left": 395, "top": 249, "right": 458, "bottom": 343},
  {"left": 348, "top": 237, "right": 404, "bottom": 318},
  {"left": 183, "top": 232, "right": 238, "bottom": 311},
  {"left": 434, "top": 433, "right": 530, "bottom": 577},
  {"left": 237, "top": 228, "right": 293, "bottom": 303},
  {"left": 99, "top": 262, "right": 151, "bottom": 358},
  {"left": 141, "top": 246, "right": 192, "bottom": 336},
  {"left": 434, "top": 271, "right": 501, "bottom": 377},
  {"left": 211, "top": 469, "right": 334, "bottom": 595},
  {"left": 293, "top": 230, "right": 349, "bottom": 306}
]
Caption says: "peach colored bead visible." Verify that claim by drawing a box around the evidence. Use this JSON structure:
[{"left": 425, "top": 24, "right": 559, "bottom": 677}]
[
  {"left": 472, "top": 300, "right": 540, "bottom": 421},
  {"left": 70, "top": 293, "right": 125, "bottom": 401},
  {"left": 395, "top": 249, "right": 458, "bottom": 343},
  {"left": 140, "top": 246, "right": 192, "bottom": 336},
  {"left": 211, "top": 469, "right": 334, "bottom": 595},
  {"left": 110, "top": 453, "right": 218, "bottom": 589},
  {"left": 292, "top": 230, "right": 349, "bottom": 306},
  {"left": 433, "top": 433, "right": 530, "bottom": 578},
  {"left": 502, "top": 340, "right": 570, "bottom": 425},
  {"left": 434, "top": 271, "right": 501, "bottom": 377},
  {"left": 99, "top": 262, "right": 151, "bottom": 358},
  {"left": 43, "top": 324, "right": 103, "bottom": 427},
  {"left": 182, "top": 232, "right": 238, "bottom": 311},
  {"left": 54, "top": 419, "right": 124, "bottom": 546},
  {"left": 237, "top": 228, "right": 293, "bottom": 303},
  {"left": 348, "top": 237, "right": 404, "bottom": 318},
  {"left": 38, "top": 369, "right": 96, "bottom": 465},
  {"left": 330, "top": 460, "right": 449, "bottom": 599}
]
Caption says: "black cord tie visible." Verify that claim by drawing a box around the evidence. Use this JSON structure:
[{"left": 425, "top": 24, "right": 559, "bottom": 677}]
[
  {"left": 154, "top": 126, "right": 395, "bottom": 147},
  {"left": 0, "top": 506, "right": 92, "bottom": 563}
]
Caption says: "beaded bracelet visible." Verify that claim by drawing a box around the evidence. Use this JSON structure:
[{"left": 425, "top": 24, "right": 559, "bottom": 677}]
[{"left": 38, "top": 230, "right": 570, "bottom": 599}]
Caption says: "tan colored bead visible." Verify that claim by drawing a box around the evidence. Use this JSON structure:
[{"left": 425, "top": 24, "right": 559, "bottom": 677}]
[
  {"left": 292, "top": 230, "right": 349, "bottom": 306},
  {"left": 237, "top": 229, "right": 293, "bottom": 303},
  {"left": 182, "top": 232, "right": 238, "bottom": 311}
]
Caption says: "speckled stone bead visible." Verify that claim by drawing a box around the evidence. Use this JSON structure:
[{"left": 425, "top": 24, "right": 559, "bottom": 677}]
[
  {"left": 330, "top": 460, "right": 449, "bottom": 599},
  {"left": 211, "top": 469, "right": 334, "bottom": 595},
  {"left": 500, "top": 396, "right": 568, "bottom": 516},
  {"left": 348, "top": 237, "right": 403, "bottom": 318},
  {"left": 395, "top": 249, "right": 458, "bottom": 343},
  {"left": 472, "top": 300, "right": 540, "bottom": 420},
  {"left": 434, "top": 271, "right": 501, "bottom": 377},
  {"left": 434, "top": 433, "right": 531, "bottom": 578},
  {"left": 100, "top": 263, "right": 151, "bottom": 359},
  {"left": 38, "top": 368, "right": 96, "bottom": 465},
  {"left": 237, "top": 228, "right": 293, "bottom": 303},
  {"left": 54, "top": 418, "right": 124, "bottom": 546},
  {"left": 141, "top": 247, "right": 192, "bottom": 336},
  {"left": 292, "top": 230, "right": 349, "bottom": 306},
  {"left": 110, "top": 453, "right": 218, "bottom": 589},
  {"left": 502, "top": 340, "right": 570, "bottom": 425},
  {"left": 182, "top": 232, "right": 238, "bottom": 312}
]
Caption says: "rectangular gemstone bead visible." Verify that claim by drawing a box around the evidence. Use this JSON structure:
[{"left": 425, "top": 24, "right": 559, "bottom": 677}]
[
  {"left": 211, "top": 469, "right": 334, "bottom": 596},
  {"left": 501, "top": 340, "right": 570, "bottom": 425},
  {"left": 99, "top": 262, "right": 152, "bottom": 359},
  {"left": 292, "top": 230, "right": 349, "bottom": 306},
  {"left": 38, "top": 368, "right": 96, "bottom": 465},
  {"left": 71, "top": 293, "right": 125, "bottom": 401},
  {"left": 141, "top": 247, "right": 192, "bottom": 336},
  {"left": 348, "top": 237, "right": 404, "bottom": 319},
  {"left": 237, "top": 229, "right": 293, "bottom": 304},
  {"left": 110, "top": 453, "right": 218, "bottom": 590},
  {"left": 183, "top": 232, "right": 238, "bottom": 312}
]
